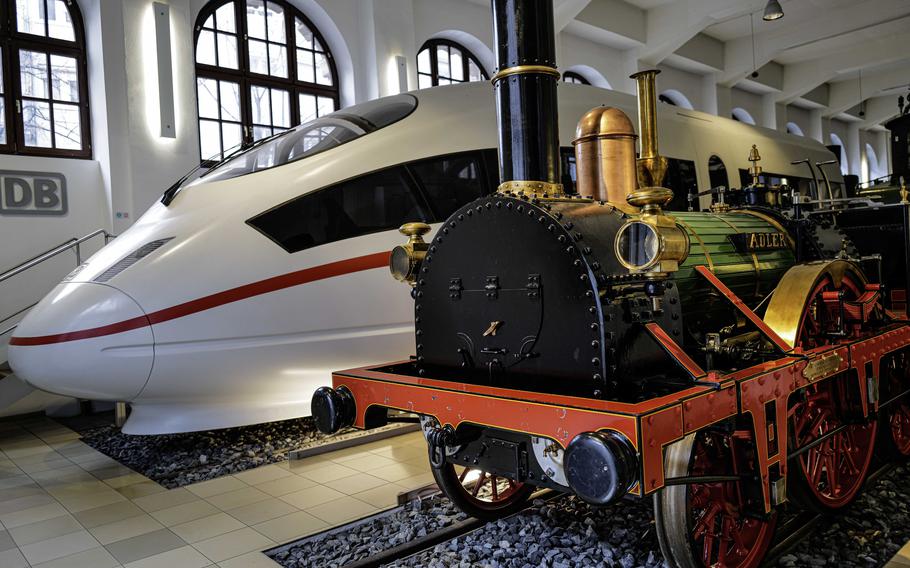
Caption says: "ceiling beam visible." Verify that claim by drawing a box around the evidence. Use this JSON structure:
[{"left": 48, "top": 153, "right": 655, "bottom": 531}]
[
  {"left": 554, "top": 0, "right": 592, "bottom": 33},
  {"left": 826, "top": 63, "right": 910, "bottom": 116},
  {"left": 638, "top": 0, "right": 752, "bottom": 66}
]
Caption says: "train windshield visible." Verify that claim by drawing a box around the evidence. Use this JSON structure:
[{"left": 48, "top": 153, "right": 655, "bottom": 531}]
[{"left": 191, "top": 94, "right": 418, "bottom": 186}]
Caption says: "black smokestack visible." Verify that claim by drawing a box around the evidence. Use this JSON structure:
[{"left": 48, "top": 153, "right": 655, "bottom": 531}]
[{"left": 492, "top": 0, "right": 561, "bottom": 194}]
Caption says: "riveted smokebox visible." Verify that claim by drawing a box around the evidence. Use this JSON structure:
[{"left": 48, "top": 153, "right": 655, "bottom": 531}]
[{"left": 491, "top": 0, "right": 562, "bottom": 197}]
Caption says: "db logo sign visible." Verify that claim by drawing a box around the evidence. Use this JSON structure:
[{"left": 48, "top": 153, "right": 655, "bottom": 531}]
[{"left": 0, "top": 171, "right": 68, "bottom": 216}]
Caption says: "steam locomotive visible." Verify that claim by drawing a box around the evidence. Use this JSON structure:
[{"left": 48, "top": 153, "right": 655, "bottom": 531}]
[{"left": 311, "top": 1, "right": 910, "bottom": 566}]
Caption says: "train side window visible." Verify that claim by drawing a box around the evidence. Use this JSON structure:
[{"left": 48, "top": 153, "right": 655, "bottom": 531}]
[
  {"left": 708, "top": 155, "right": 729, "bottom": 190},
  {"left": 247, "top": 167, "right": 430, "bottom": 253},
  {"left": 409, "top": 153, "right": 486, "bottom": 219},
  {"left": 664, "top": 158, "right": 697, "bottom": 211},
  {"left": 560, "top": 147, "right": 577, "bottom": 194}
]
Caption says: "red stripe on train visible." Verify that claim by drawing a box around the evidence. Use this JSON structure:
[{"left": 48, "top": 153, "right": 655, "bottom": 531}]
[{"left": 9, "top": 251, "right": 391, "bottom": 347}]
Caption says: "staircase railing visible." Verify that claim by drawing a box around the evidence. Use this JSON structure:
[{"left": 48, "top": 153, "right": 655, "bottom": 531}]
[{"left": 0, "top": 229, "right": 115, "bottom": 339}]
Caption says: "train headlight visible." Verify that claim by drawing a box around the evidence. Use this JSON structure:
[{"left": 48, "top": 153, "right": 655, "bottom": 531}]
[
  {"left": 390, "top": 222, "right": 431, "bottom": 285},
  {"left": 615, "top": 217, "right": 689, "bottom": 275}
]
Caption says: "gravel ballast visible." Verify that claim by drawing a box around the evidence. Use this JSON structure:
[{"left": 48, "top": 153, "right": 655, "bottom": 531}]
[
  {"left": 269, "top": 462, "right": 910, "bottom": 568},
  {"left": 72, "top": 417, "right": 326, "bottom": 488},
  {"left": 269, "top": 495, "right": 467, "bottom": 568}
]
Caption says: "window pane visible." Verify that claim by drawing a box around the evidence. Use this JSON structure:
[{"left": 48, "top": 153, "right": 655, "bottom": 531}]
[
  {"left": 418, "top": 73, "right": 432, "bottom": 89},
  {"left": 271, "top": 89, "right": 290, "bottom": 128},
  {"left": 295, "top": 18, "right": 313, "bottom": 49},
  {"left": 266, "top": 2, "right": 286, "bottom": 43},
  {"left": 436, "top": 45, "right": 449, "bottom": 78},
  {"left": 317, "top": 96, "right": 334, "bottom": 117},
  {"left": 216, "top": 33, "right": 238, "bottom": 69},
  {"left": 468, "top": 60, "right": 483, "bottom": 81},
  {"left": 22, "top": 100, "right": 52, "bottom": 147},
  {"left": 246, "top": 0, "right": 266, "bottom": 39},
  {"left": 196, "top": 30, "right": 216, "bottom": 66},
  {"left": 0, "top": 100, "right": 6, "bottom": 145},
  {"left": 222, "top": 122, "right": 242, "bottom": 152},
  {"left": 438, "top": 77, "right": 451, "bottom": 86},
  {"left": 53, "top": 103, "right": 81, "bottom": 149},
  {"left": 17, "top": 0, "right": 47, "bottom": 36},
  {"left": 215, "top": 3, "right": 236, "bottom": 32},
  {"left": 199, "top": 119, "right": 222, "bottom": 160},
  {"left": 250, "top": 85, "right": 271, "bottom": 124},
  {"left": 48, "top": 0, "right": 74, "bottom": 41},
  {"left": 268, "top": 43, "right": 288, "bottom": 78},
  {"left": 297, "top": 49, "right": 315, "bottom": 83},
  {"left": 220, "top": 81, "right": 241, "bottom": 122},
  {"left": 248, "top": 39, "right": 268, "bottom": 74},
  {"left": 50, "top": 54, "right": 78, "bottom": 102},
  {"left": 450, "top": 49, "right": 463, "bottom": 81},
  {"left": 299, "top": 94, "right": 316, "bottom": 123},
  {"left": 197, "top": 78, "right": 219, "bottom": 119},
  {"left": 253, "top": 125, "right": 272, "bottom": 141},
  {"left": 410, "top": 154, "right": 486, "bottom": 218},
  {"left": 20, "top": 50, "right": 49, "bottom": 99},
  {"left": 314, "top": 52, "right": 332, "bottom": 85},
  {"left": 203, "top": 14, "right": 214, "bottom": 29},
  {"left": 248, "top": 167, "right": 428, "bottom": 253},
  {"left": 417, "top": 49, "right": 430, "bottom": 75}
]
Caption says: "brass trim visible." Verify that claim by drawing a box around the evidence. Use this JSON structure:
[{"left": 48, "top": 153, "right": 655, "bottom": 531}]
[
  {"left": 671, "top": 215, "right": 714, "bottom": 271},
  {"left": 497, "top": 179, "right": 565, "bottom": 197},
  {"left": 729, "top": 209, "right": 795, "bottom": 250},
  {"left": 803, "top": 353, "right": 843, "bottom": 381},
  {"left": 762, "top": 260, "right": 867, "bottom": 349},
  {"left": 491, "top": 64, "right": 561, "bottom": 83}
]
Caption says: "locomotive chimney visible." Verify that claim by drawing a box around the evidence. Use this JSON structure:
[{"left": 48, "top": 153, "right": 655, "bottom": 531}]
[
  {"left": 491, "top": 0, "right": 563, "bottom": 198},
  {"left": 627, "top": 70, "right": 673, "bottom": 213}
]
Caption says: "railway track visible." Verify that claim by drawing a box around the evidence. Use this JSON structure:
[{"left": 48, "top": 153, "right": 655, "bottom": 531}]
[{"left": 761, "top": 461, "right": 897, "bottom": 567}]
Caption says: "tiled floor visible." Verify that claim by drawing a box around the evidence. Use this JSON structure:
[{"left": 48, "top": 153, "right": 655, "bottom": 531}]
[{"left": 0, "top": 416, "right": 434, "bottom": 567}]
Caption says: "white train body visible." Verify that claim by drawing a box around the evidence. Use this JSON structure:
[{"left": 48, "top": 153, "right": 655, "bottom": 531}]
[{"left": 8, "top": 83, "right": 840, "bottom": 434}]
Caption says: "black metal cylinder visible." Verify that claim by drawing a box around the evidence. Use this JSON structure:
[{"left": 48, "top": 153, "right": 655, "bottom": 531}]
[{"left": 492, "top": 0, "right": 560, "bottom": 187}]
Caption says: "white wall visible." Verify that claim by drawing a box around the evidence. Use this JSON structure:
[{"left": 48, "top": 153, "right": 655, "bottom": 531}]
[{"left": 730, "top": 88, "right": 762, "bottom": 123}]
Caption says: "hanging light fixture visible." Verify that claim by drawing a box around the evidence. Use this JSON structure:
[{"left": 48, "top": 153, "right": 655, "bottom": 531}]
[
  {"left": 750, "top": 14, "right": 759, "bottom": 78},
  {"left": 763, "top": 0, "right": 784, "bottom": 21}
]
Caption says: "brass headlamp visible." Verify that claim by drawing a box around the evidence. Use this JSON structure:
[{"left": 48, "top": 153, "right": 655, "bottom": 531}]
[{"left": 389, "top": 222, "right": 431, "bottom": 285}]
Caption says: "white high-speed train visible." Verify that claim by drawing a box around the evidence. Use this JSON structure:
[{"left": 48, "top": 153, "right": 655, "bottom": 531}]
[{"left": 8, "top": 82, "right": 841, "bottom": 434}]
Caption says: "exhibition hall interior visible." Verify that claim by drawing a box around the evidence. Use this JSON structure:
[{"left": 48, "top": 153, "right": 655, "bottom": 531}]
[{"left": 4, "top": 0, "right": 910, "bottom": 566}]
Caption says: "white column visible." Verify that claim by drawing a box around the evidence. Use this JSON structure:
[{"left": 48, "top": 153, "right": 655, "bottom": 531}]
[{"left": 808, "top": 109, "right": 824, "bottom": 143}]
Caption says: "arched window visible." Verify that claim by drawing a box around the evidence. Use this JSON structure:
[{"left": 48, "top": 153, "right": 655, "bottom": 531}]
[
  {"left": 194, "top": 0, "right": 339, "bottom": 161},
  {"left": 829, "top": 133, "right": 848, "bottom": 175},
  {"left": 708, "top": 155, "right": 729, "bottom": 189},
  {"left": 416, "top": 39, "right": 487, "bottom": 89},
  {"left": 731, "top": 107, "right": 756, "bottom": 125},
  {"left": 563, "top": 71, "right": 589, "bottom": 85},
  {"left": 786, "top": 122, "right": 804, "bottom": 136},
  {"left": 1, "top": 0, "right": 90, "bottom": 158},
  {"left": 658, "top": 90, "right": 694, "bottom": 110}
]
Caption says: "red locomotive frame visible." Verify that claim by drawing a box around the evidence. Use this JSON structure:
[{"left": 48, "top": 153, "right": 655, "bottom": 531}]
[{"left": 330, "top": 263, "right": 910, "bottom": 513}]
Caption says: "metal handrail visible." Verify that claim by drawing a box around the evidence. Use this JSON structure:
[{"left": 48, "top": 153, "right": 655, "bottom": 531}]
[
  {"left": 0, "top": 229, "right": 115, "bottom": 285},
  {"left": 0, "top": 228, "right": 116, "bottom": 338}
]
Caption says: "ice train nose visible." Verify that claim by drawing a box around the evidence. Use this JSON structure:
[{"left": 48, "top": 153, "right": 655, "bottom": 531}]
[{"left": 8, "top": 282, "right": 154, "bottom": 401}]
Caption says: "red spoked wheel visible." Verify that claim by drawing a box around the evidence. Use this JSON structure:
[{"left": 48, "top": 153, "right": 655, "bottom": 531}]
[
  {"left": 785, "top": 267, "right": 877, "bottom": 512},
  {"left": 432, "top": 463, "right": 534, "bottom": 521},
  {"left": 655, "top": 430, "right": 776, "bottom": 568},
  {"left": 789, "top": 377, "right": 877, "bottom": 511},
  {"left": 882, "top": 351, "right": 910, "bottom": 458}
]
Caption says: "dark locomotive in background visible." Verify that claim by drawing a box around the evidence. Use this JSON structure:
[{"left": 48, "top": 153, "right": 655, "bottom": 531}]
[{"left": 312, "top": 1, "right": 910, "bottom": 567}]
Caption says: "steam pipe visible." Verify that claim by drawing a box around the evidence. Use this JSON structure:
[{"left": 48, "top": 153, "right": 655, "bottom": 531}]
[{"left": 491, "top": 0, "right": 562, "bottom": 197}]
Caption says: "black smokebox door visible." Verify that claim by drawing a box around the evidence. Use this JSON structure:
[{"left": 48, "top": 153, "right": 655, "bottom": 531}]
[{"left": 452, "top": 275, "right": 543, "bottom": 379}]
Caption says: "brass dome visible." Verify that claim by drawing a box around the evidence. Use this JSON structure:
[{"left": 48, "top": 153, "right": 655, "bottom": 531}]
[{"left": 574, "top": 106, "right": 637, "bottom": 144}]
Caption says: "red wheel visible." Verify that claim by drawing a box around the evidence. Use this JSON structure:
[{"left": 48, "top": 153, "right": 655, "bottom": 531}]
[
  {"left": 789, "top": 378, "right": 877, "bottom": 510},
  {"left": 882, "top": 352, "right": 910, "bottom": 457},
  {"left": 655, "top": 431, "right": 776, "bottom": 568},
  {"left": 785, "top": 267, "right": 877, "bottom": 512},
  {"left": 432, "top": 463, "right": 533, "bottom": 521}
]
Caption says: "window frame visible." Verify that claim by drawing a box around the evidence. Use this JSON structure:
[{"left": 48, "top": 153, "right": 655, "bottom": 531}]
[
  {"left": 416, "top": 38, "right": 488, "bottom": 88},
  {"left": 2, "top": 0, "right": 92, "bottom": 158},
  {"left": 562, "top": 71, "right": 589, "bottom": 85},
  {"left": 194, "top": 0, "right": 339, "bottom": 163}
]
